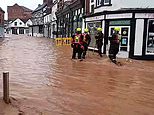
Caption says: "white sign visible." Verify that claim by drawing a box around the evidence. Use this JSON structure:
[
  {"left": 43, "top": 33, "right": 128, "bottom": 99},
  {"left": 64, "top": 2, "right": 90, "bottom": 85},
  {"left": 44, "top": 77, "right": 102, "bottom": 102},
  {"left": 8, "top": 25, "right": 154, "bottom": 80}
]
[
  {"left": 135, "top": 13, "right": 154, "bottom": 18},
  {"left": 86, "top": 15, "right": 104, "bottom": 21},
  {"left": 106, "top": 13, "right": 132, "bottom": 19}
]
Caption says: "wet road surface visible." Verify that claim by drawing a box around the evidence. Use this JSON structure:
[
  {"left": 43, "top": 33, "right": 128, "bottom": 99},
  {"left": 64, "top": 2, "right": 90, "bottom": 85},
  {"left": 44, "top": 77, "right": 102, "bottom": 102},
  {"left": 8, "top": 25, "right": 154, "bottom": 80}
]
[{"left": 0, "top": 35, "right": 154, "bottom": 115}]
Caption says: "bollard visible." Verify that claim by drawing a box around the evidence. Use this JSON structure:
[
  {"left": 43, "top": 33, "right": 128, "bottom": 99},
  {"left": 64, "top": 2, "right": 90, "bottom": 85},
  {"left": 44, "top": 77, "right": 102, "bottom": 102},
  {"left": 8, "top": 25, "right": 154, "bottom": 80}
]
[{"left": 3, "top": 72, "right": 10, "bottom": 104}]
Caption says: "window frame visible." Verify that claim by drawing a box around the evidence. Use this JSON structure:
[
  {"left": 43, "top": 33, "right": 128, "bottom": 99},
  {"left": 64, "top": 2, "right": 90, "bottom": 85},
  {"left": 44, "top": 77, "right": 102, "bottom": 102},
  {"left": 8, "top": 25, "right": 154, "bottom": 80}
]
[
  {"left": 146, "top": 19, "right": 154, "bottom": 55},
  {"left": 96, "top": 0, "right": 112, "bottom": 8}
]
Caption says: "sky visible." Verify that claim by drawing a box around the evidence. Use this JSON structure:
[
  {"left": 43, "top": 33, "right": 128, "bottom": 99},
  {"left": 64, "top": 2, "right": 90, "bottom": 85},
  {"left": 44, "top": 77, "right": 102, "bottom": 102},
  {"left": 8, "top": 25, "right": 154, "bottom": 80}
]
[{"left": 0, "top": 0, "right": 43, "bottom": 20}]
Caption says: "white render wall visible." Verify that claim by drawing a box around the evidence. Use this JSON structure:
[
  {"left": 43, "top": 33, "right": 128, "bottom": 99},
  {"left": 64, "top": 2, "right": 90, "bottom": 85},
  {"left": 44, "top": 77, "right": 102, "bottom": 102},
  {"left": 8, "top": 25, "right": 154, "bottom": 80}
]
[
  {"left": 26, "top": 19, "right": 32, "bottom": 27},
  {"left": 134, "top": 19, "right": 144, "bottom": 56},
  {"left": 95, "top": 0, "right": 154, "bottom": 13},
  {"left": 10, "top": 19, "right": 26, "bottom": 28}
]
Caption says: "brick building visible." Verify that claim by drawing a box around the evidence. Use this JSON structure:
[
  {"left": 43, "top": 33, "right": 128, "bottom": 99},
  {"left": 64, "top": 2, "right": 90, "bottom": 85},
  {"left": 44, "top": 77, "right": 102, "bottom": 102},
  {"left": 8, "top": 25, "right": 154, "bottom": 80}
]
[
  {"left": 0, "top": 7, "right": 5, "bottom": 37},
  {"left": 7, "top": 3, "right": 32, "bottom": 21}
]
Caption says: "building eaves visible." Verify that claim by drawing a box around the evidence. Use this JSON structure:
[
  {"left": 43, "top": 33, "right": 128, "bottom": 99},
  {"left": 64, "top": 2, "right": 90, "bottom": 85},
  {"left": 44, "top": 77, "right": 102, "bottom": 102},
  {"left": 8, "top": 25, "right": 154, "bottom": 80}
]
[
  {"left": 33, "top": 3, "right": 47, "bottom": 13},
  {"left": 21, "top": 6, "right": 33, "bottom": 12},
  {"left": 0, "top": 7, "right": 5, "bottom": 13}
]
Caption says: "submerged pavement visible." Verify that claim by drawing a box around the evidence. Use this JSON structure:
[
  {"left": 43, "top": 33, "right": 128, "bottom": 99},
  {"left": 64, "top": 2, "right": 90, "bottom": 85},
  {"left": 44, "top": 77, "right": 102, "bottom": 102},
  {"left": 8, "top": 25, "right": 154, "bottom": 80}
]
[{"left": 0, "top": 34, "right": 154, "bottom": 115}]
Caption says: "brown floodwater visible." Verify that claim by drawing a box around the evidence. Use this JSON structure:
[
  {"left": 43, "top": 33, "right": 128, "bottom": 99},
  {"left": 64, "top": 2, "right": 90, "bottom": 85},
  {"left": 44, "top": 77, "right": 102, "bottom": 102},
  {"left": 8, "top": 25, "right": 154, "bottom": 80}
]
[{"left": 0, "top": 34, "right": 154, "bottom": 115}]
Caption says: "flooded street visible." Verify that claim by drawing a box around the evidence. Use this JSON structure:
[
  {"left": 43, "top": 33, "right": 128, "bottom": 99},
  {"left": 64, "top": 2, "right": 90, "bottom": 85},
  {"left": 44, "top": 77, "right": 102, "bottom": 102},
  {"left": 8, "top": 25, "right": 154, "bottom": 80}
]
[{"left": 0, "top": 34, "right": 154, "bottom": 115}]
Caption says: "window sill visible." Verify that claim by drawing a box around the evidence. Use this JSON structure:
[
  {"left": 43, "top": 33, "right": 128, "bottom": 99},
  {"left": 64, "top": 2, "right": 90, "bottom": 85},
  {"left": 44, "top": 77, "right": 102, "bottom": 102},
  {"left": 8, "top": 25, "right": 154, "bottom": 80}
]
[{"left": 95, "top": 4, "right": 112, "bottom": 9}]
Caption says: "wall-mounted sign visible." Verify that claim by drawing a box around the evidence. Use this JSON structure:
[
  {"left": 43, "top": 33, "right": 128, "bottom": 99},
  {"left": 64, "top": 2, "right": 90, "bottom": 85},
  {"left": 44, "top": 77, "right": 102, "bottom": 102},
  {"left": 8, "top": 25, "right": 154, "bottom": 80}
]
[
  {"left": 109, "top": 20, "right": 131, "bottom": 26},
  {"left": 135, "top": 13, "right": 154, "bottom": 19},
  {"left": 86, "top": 15, "right": 104, "bottom": 22},
  {"left": 106, "top": 13, "right": 132, "bottom": 19}
]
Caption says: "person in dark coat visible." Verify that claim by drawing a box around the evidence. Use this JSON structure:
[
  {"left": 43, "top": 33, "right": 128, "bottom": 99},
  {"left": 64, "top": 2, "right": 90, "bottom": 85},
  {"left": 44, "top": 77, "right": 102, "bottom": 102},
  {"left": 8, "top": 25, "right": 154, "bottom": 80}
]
[
  {"left": 109, "top": 27, "right": 121, "bottom": 64},
  {"left": 82, "top": 28, "right": 91, "bottom": 59},
  {"left": 71, "top": 28, "right": 84, "bottom": 60},
  {"left": 95, "top": 28, "right": 104, "bottom": 57}
]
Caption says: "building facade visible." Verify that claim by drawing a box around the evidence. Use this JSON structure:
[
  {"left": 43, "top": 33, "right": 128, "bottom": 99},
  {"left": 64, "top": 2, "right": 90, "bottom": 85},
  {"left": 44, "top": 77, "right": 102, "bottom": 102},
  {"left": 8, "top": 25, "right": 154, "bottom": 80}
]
[
  {"left": 84, "top": 0, "right": 154, "bottom": 60},
  {"left": 7, "top": 18, "right": 32, "bottom": 35},
  {"left": 7, "top": 3, "right": 32, "bottom": 21},
  {"left": 30, "top": 4, "right": 46, "bottom": 37},
  {"left": 44, "top": 0, "right": 53, "bottom": 38},
  {"left": 0, "top": 7, "right": 5, "bottom": 38},
  {"left": 50, "top": 0, "right": 58, "bottom": 39},
  {"left": 56, "top": 0, "right": 85, "bottom": 38}
]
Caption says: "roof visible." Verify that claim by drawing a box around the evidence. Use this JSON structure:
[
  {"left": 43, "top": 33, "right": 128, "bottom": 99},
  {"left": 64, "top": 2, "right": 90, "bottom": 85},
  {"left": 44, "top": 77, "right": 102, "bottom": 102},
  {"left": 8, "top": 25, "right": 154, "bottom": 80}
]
[
  {"left": 21, "top": 6, "right": 33, "bottom": 12},
  {"left": 33, "top": 3, "right": 47, "bottom": 13},
  {"left": 0, "top": 7, "right": 5, "bottom": 13},
  {"left": 9, "top": 18, "right": 30, "bottom": 24},
  {"left": 7, "top": 4, "right": 32, "bottom": 12}
]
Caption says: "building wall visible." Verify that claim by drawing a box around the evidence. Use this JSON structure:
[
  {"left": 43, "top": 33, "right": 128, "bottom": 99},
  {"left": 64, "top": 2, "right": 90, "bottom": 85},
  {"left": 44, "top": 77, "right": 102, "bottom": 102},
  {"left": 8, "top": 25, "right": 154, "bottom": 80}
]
[
  {"left": 0, "top": 9, "right": 5, "bottom": 37},
  {"left": 32, "top": 10, "right": 44, "bottom": 26},
  {"left": 0, "top": 10, "right": 4, "bottom": 25},
  {"left": 95, "top": 0, "right": 154, "bottom": 13},
  {"left": 7, "top": 4, "right": 32, "bottom": 21},
  {"left": 51, "top": 0, "right": 58, "bottom": 38},
  {"left": 10, "top": 19, "right": 26, "bottom": 28}
]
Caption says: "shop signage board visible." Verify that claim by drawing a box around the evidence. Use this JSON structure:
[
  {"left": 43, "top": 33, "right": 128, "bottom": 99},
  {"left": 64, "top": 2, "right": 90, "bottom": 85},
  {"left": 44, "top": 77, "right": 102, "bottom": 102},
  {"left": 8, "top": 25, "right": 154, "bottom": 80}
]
[
  {"left": 106, "top": 13, "right": 132, "bottom": 19},
  {"left": 86, "top": 15, "right": 104, "bottom": 21},
  {"left": 135, "top": 13, "right": 154, "bottom": 18}
]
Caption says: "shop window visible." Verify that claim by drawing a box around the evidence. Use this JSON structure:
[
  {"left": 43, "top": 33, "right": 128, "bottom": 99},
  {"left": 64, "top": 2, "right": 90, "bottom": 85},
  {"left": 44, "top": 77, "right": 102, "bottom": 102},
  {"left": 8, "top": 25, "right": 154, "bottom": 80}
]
[
  {"left": 146, "top": 20, "right": 154, "bottom": 54},
  {"left": 87, "top": 21, "right": 102, "bottom": 47}
]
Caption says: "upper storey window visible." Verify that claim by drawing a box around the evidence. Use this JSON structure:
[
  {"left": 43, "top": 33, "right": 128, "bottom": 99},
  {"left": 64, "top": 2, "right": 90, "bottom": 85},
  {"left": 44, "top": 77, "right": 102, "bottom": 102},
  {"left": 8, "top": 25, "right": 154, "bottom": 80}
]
[{"left": 96, "top": 0, "right": 111, "bottom": 7}]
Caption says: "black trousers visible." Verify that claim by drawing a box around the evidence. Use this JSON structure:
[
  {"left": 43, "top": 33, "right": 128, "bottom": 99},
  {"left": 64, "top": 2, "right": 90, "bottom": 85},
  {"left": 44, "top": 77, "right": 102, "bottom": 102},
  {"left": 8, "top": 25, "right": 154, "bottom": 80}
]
[
  {"left": 97, "top": 43, "right": 103, "bottom": 56},
  {"left": 72, "top": 44, "right": 83, "bottom": 59},
  {"left": 109, "top": 44, "right": 119, "bottom": 61},
  {"left": 82, "top": 43, "right": 88, "bottom": 58}
]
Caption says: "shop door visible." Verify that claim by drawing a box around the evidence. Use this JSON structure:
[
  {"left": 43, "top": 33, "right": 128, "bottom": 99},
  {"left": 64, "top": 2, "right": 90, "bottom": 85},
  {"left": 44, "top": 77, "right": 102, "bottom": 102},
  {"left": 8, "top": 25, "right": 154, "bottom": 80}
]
[{"left": 109, "top": 26, "right": 130, "bottom": 58}]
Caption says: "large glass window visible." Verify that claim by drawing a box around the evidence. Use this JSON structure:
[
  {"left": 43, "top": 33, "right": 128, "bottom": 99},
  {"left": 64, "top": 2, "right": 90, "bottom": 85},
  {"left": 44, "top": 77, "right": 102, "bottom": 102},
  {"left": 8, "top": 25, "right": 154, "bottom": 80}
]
[
  {"left": 87, "top": 21, "right": 102, "bottom": 47},
  {"left": 146, "top": 20, "right": 154, "bottom": 54}
]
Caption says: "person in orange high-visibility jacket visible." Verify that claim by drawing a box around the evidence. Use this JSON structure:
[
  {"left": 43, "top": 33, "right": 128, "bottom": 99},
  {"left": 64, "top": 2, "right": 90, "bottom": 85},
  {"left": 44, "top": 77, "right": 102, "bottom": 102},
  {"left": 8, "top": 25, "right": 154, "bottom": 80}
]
[
  {"left": 71, "top": 28, "right": 84, "bottom": 60},
  {"left": 82, "top": 28, "right": 91, "bottom": 59}
]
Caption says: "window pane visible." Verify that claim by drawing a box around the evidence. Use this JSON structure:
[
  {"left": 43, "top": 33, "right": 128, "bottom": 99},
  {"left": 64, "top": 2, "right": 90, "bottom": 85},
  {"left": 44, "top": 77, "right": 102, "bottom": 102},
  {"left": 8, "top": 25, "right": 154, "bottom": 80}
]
[
  {"left": 104, "top": 0, "right": 110, "bottom": 3},
  {"left": 147, "top": 20, "right": 154, "bottom": 54}
]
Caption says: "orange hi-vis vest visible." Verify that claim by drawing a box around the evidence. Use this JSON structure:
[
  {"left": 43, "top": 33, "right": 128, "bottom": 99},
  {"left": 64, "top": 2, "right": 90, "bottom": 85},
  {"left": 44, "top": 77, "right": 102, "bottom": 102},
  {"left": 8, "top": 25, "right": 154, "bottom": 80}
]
[{"left": 72, "top": 34, "right": 83, "bottom": 44}]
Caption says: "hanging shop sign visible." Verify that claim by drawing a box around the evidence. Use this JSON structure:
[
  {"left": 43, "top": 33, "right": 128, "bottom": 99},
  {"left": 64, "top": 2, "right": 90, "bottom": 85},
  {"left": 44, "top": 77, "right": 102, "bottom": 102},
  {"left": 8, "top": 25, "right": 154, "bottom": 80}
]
[{"left": 106, "top": 13, "right": 132, "bottom": 19}]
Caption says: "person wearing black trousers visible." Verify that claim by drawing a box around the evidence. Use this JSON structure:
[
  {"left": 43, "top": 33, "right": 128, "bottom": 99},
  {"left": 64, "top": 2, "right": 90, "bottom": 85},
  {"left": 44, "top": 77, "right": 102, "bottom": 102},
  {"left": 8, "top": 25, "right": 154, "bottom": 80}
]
[
  {"left": 82, "top": 28, "right": 91, "bottom": 59},
  {"left": 71, "top": 28, "right": 84, "bottom": 61},
  {"left": 109, "top": 27, "right": 121, "bottom": 64},
  {"left": 95, "top": 28, "right": 104, "bottom": 57}
]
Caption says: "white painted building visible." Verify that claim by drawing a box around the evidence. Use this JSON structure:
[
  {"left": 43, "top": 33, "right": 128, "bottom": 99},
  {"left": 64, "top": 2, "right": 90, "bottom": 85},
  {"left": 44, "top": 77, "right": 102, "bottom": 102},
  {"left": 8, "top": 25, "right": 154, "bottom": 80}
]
[
  {"left": 44, "top": 13, "right": 52, "bottom": 38},
  {"left": 7, "top": 18, "right": 32, "bottom": 35},
  {"left": 50, "top": 0, "right": 58, "bottom": 39},
  {"left": 84, "top": 0, "right": 154, "bottom": 59}
]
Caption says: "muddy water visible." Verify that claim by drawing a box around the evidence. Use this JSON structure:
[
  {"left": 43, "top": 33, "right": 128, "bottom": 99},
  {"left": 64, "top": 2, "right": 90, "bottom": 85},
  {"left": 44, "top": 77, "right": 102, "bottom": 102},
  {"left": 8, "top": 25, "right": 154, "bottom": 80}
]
[{"left": 0, "top": 35, "right": 154, "bottom": 115}]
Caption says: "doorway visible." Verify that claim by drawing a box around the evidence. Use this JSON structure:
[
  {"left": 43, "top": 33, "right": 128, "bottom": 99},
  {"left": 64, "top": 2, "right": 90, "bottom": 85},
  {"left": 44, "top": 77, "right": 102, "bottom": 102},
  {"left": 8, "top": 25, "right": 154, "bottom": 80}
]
[{"left": 108, "top": 26, "right": 130, "bottom": 58}]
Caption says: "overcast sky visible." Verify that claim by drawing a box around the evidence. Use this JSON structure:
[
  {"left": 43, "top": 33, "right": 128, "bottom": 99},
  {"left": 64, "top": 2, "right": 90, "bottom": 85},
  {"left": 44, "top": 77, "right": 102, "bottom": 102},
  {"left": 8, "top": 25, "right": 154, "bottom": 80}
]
[{"left": 0, "top": 0, "right": 43, "bottom": 20}]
